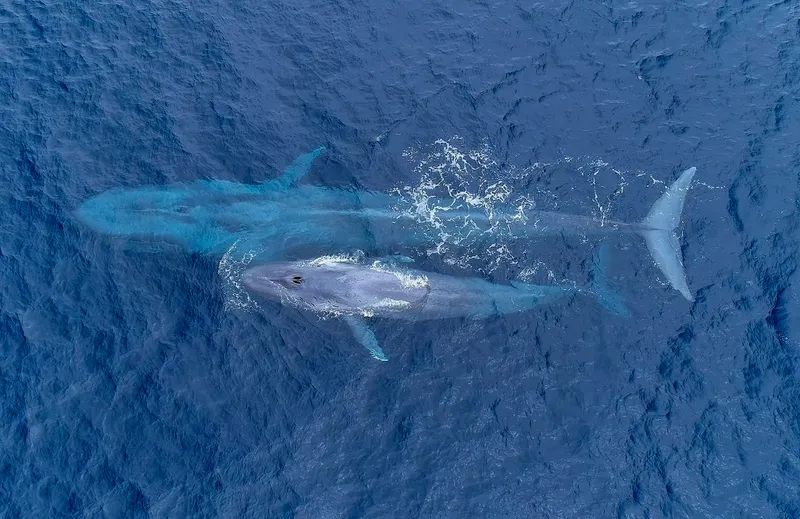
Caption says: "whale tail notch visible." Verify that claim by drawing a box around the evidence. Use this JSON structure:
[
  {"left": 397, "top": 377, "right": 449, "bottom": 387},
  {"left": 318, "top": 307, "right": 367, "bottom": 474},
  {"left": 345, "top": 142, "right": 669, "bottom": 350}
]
[{"left": 638, "top": 167, "right": 696, "bottom": 301}]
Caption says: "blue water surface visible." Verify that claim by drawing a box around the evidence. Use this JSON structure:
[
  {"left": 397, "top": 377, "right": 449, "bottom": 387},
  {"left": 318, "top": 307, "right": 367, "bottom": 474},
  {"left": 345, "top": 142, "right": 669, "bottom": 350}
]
[{"left": 1, "top": 0, "right": 799, "bottom": 517}]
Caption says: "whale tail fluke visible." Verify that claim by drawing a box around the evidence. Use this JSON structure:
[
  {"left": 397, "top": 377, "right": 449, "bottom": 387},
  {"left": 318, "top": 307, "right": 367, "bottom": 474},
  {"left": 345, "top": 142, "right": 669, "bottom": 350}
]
[
  {"left": 638, "top": 167, "right": 696, "bottom": 301},
  {"left": 588, "top": 244, "right": 629, "bottom": 316}
]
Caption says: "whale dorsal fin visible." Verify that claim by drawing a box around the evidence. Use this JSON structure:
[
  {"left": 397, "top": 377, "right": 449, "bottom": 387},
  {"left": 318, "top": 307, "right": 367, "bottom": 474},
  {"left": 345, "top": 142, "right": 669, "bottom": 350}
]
[
  {"left": 264, "top": 147, "right": 326, "bottom": 190},
  {"left": 343, "top": 316, "right": 388, "bottom": 361}
]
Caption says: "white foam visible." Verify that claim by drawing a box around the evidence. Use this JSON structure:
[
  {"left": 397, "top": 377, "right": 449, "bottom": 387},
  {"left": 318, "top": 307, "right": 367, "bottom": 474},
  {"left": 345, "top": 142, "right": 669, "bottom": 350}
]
[
  {"left": 395, "top": 137, "right": 542, "bottom": 272},
  {"left": 218, "top": 238, "right": 259, "bottom": 312},
  {"left": 374, "top": 298, "right": 414, "bottom": 309},
  {"left": 307, "top": 251, "right": 365, "bottom": 267},
  {"left": 395, "top": 138, "right": 645, "bottom": 277},
  {"left": 369, "top": 260, "right": 429, "bottom": 289}
]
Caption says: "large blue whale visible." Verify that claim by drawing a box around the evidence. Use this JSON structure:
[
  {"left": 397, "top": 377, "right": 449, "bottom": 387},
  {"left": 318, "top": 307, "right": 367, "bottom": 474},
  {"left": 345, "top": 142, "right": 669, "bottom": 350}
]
[
  {"left": 242, "top": 249, "right": 628, "bottom": 361},
  {"left": 77, "top": 148, "right": 697, "bottom": 299}
]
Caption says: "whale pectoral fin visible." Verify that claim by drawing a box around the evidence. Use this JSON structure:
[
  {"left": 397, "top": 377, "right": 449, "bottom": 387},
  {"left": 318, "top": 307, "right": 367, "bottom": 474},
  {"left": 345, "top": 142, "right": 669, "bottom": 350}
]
[
  {"left": 264, "top": 147, "right": 327, "bottom": 189},
  {"left": 343, "top": 316, "right": 388, "bottom": 362}
]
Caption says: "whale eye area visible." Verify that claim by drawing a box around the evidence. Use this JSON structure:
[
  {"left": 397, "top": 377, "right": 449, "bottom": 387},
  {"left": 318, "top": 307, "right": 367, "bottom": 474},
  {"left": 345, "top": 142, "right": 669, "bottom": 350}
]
[{"left": 291, "top": 275, "right": 303, "bottom": 286}]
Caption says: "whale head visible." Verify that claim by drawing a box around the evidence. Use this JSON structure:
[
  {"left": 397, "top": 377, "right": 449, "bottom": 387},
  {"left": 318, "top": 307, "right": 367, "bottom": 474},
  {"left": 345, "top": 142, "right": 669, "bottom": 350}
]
[
  {"left": 242, "top": 259, "right": 428, "bottom": 315},
  {"left": 242, "top": 261, "right": 326, "bottom": 304}
]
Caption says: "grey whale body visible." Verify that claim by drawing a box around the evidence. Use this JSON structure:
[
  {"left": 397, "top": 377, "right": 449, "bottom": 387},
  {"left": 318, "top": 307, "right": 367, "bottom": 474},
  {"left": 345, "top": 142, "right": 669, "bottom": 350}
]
[{"left": 242, "top": 252, "right": 628, "bottom": 361}]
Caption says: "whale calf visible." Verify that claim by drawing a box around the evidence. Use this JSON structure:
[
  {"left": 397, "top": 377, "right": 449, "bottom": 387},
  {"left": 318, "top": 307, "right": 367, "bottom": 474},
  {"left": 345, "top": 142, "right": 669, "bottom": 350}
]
[
  {"left": 77, "top": 148, "right": 696, "bottom": 299},
  {"left": 242, "top": 250, "right": 627, "bottom": 361}
]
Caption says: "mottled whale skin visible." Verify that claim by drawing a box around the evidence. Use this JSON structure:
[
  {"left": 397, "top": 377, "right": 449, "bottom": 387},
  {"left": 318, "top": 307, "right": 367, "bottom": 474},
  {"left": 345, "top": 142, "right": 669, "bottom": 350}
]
[
  {"left": 77, "top": 148, "right": 696, "bottom": 299},
  {"left": 242, "top": 252, "right": 627, "bottom": 361}
]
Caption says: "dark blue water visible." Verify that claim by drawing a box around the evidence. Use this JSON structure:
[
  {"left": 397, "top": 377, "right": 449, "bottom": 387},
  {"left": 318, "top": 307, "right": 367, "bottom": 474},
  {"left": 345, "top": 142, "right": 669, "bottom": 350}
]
[{"left": 2, "top": 0, "right": 799, "bottom": 517}]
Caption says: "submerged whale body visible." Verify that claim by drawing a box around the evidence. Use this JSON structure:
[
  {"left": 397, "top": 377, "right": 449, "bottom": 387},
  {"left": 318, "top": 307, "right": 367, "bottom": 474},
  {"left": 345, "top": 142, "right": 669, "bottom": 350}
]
[
  {"left": 242, "top": 250, "right": 628, "bottom": 361},
  {"left": 77, "top": 148, "right": 697, "bottom": 300}
]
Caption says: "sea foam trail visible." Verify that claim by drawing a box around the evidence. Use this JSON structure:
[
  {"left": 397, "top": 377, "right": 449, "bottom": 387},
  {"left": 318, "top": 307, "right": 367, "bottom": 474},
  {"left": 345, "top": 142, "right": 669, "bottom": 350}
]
[{"left": 393, "top": 137, "right": 644, "bottom": 277}]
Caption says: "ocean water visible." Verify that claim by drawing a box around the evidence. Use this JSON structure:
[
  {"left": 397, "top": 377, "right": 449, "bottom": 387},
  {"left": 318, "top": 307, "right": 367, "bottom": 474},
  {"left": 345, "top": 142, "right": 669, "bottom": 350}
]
[{"left": 1, "top": 0, "right": 799, "bottom": 517}]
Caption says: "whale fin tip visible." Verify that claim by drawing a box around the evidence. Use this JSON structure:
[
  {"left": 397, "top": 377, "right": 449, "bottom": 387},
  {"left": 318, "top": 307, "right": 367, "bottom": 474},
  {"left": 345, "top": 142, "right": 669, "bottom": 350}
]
[
  {"left": 344, "top": 316, "right": 388, "bottom": 361},
  {"left": 266, "top": 147, "right": 327, "bottom": 189}
]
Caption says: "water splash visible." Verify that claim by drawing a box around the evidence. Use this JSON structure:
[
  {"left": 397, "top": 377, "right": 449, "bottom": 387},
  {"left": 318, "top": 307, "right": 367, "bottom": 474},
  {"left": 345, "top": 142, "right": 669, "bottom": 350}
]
[
  {"left": 393, "top": 137, "right": 642, "bottom": 276},
  {"left": 308, "top": 252, "right": 366, "bottom": 267},
  {"left": 218, "top": 238, "right": 259, "bottom": 312},
  {"left": 369, "top": 259, "right": 429, "bottom": 289},
  {"left": 393, "top": 137, "right": 536, "bottom": 272}
]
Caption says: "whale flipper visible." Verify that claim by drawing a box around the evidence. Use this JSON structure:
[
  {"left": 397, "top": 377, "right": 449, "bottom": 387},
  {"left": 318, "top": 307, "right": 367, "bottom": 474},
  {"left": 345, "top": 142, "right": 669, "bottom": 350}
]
[
  {"left": 343, "top": 316, "right": 388, "bottom": 362},
  {"left": 639, "top": 167, "right": 696, "bottom": 301},
  {"left": 265, "top": 146, "right": 327, "bottom": 190}
]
